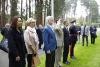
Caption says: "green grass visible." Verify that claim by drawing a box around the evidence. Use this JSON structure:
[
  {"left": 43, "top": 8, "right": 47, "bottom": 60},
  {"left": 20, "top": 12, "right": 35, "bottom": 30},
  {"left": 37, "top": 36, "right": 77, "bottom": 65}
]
[
  {"left": 38, "top": 37, "right": 100, "bottom": 67},
  {"left": 0, "top": 34, "right": 3, "bottom": 41}
]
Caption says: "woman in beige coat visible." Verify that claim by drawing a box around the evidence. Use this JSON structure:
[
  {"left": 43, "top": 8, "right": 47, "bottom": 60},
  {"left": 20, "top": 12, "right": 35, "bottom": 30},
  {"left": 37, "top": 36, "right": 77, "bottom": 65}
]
[{"left": 24, "top": 18, "right": 39, "bottom": 67}]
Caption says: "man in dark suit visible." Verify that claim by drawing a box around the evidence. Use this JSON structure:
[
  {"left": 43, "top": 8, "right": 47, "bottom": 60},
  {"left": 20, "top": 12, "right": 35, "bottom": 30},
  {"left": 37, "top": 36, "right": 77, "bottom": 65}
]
[
  {"left": 69, "top": 20, "right": 77, "bottom": 59},
  {"left": 43, "top": 16, "right": 57, "bottom": 67},
  {"left": 81, "top": 24, "right": 89, "bottom": 46},
  {"left": 36, "top": 24, "right": 43, "bottom": 49},
  {"left": 90, "top": 25, "right": 97, "bottom": 44},
  {"left": 63, "top": 21, "right": 70, "bottom": 64}
]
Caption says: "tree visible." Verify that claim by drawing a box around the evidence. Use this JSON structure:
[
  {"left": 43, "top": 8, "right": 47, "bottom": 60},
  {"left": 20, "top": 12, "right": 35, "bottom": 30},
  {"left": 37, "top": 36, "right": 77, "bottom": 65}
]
[
  {"left": 6, "top": 0, "right": 10, "bottom": 22},
  {"left": 29, "top": 0, "right": 31, "bottom": 18},
  {"left": 1, "top": 0, "right": 6, "bottom": 26},
  {"left": 71, "top": 0, "right": 78, "bottom": 16},
  {"left": 0, "top": 0, "right": 2, "bottom": 27},
  {"left": 21, "top": 0, "right": 23, "bottom": 17},
  {"left": 46, "top": 0, "right": 51, "bottom": 16},
  {"left": 81, "top": 0, "right": 99, "bottom": 23},
  {"left": 35, "top": 0, "right": 43, "bottom": 25},
  {"left": 54, "top": 0, "right": 65, "bottom": 19},
  {"left": 10, "top": 0, "right": 18, "bottom": 19},
  {"left": 26, "top": 0, "right": 28, "bottom": 20}
]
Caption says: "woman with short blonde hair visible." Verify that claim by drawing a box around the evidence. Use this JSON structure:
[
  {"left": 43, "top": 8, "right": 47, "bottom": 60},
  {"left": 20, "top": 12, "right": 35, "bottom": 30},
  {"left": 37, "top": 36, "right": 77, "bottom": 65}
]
[{"left": 24, "top": 18, "right": 39, "bottom": 67}]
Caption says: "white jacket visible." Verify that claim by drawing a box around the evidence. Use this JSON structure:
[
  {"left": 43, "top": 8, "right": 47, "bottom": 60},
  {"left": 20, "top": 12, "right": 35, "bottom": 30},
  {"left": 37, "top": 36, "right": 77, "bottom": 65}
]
[{"left": 24, "top": 26, "right": 39, "bottom": 54}]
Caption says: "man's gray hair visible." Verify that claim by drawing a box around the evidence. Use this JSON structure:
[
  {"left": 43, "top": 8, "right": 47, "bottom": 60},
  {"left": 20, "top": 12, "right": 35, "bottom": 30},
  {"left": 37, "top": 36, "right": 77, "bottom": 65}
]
[{"left": 45, "top": 16, "right": 54, "bottom": 25}]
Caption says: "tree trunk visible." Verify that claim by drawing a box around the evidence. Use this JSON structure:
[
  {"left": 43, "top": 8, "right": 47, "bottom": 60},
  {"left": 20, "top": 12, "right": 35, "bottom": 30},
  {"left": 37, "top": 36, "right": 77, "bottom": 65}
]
[
  {"left": 47, "top": 0, "right": 51, "bottom": 16},
  {"left": 26, "top": 0, "right": 28, "bottom": 20},
  {"left": 21, "top": 0, "right": 23, "bottom": 17},
  {"left": 29, "top": 0, "right": 31, "bottom": 18},
  {"left": 2, "top": 0, "right": 6, "bottom": 27},
  {"left": 0, "top": 0, "right": 2, "bottom": 27},
  {"left": 6, "top": 0, "right": 9, "bottom": 22},
  {"left": 35, "top": 0, "right": 43, "bottom": 26},
  {"left": 10, "top": 0, "right": 18, "bottom": 19}
]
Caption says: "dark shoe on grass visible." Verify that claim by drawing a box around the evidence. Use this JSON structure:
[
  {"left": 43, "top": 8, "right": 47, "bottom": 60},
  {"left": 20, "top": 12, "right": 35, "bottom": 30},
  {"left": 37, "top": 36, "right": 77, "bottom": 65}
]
[{"left": 63, "top": 61, "right": 70, "bottom": 64}]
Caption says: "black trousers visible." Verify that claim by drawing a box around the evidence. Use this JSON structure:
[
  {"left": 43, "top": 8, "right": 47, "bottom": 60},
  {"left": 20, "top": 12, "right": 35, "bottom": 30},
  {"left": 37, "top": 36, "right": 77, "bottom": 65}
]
[
  {"left": 70, "top": 42, "right": 76, "bottom": 58},
  {"left": 9, "top": 53, "right": 26, "bottom": 67},
  {"left": 39, "top": 42, "right": 43, "bottom": 49},
  {"left": 45, "top": 51, "right": 55, "bottom": 67},
  {"left": 82, "top": 35, "right": 88, "bottom": 46},
  {"left": 63, "top": 44, "right": 69, "bottom": 63},
  {"left": 91, "top": 35, "right": 96, "bottom": 44},
  {"left": 27, "top": 54, "right": 33, "bottom": 67}
]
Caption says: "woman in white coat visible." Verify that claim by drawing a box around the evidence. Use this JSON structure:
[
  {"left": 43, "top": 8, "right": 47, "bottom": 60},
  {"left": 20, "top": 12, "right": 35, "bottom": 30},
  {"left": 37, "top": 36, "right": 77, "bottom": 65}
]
[{"left": 24, "top": 18, "right": 39, "bottom": 67}]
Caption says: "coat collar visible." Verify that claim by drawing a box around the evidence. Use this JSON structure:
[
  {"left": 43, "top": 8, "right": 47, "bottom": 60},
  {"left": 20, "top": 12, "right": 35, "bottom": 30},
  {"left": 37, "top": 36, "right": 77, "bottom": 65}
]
[{"left": 27, "top": 26, "right": 36, "bottom": 33}]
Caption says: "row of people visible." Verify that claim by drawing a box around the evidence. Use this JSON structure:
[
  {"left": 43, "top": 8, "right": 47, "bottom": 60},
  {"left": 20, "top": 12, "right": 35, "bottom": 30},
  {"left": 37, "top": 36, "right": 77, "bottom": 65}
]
[
  {"left": 77, "top": 24, "right": 97, "bottom": 46},
  {"left": 43, "top": 16, "right": 78, "bottom": 67},
  {"left": 1, "top": 16, "right": 78, "bottom": 67}
]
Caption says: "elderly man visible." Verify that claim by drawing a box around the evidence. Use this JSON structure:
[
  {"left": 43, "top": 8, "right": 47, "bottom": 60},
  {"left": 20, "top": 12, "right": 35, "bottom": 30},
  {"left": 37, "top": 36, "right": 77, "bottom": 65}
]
[{"left": 43, "top": 16, "right": 57, "bottom": 67}]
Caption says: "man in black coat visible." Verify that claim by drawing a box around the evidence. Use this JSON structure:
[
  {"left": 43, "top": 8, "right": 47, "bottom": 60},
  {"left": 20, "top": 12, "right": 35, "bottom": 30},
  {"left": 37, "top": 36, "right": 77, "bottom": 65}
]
[
  {"left": 90, "top": 25, "right": 97, "bottom": 44},
  {"left": 63, "top": 21, "right": 70, "bottom": 64},
  {"left": 69, "top": 20, "right": 77, "bottom": 59},
  {"left": 36, "top": 24, "right": 43, "bottom": 49}
]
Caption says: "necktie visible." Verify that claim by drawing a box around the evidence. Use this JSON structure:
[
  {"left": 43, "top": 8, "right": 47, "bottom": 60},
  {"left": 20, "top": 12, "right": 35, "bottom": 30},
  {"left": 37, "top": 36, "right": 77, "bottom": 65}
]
[{"left": 83, "top": 26, "right": 86, "bottom": 35}]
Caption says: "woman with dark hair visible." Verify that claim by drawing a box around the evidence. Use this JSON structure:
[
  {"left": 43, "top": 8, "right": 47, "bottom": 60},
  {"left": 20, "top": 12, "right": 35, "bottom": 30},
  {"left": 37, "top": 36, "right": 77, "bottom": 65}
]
[{"left": 8, "top": 16, "right": 27, "bottom": 67}]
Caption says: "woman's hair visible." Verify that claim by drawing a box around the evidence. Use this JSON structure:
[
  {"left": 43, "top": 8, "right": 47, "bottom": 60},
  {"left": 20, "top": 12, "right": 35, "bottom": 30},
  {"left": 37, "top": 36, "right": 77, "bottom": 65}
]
[
  {"left": 26, "top": 18, "right": 36, "bottom": 26},
  {"left": 10, "top": 16, "right": 22, "bottom": 28}
]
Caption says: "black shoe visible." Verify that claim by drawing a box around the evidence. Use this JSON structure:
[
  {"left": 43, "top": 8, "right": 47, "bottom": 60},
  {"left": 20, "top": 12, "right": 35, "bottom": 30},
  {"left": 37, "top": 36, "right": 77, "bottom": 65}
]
[
  {"left": 71, "top": 56, "right": 76, "bottom": 59},
  {"left": 63, "top": 61, "right": 70, "bottom": 64}
]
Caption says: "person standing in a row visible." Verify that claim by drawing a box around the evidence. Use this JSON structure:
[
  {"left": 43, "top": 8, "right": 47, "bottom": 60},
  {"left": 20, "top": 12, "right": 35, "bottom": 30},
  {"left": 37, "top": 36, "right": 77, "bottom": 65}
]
[
  {"left": 81, "top": 24, "right": 89, "bottom": 46},
  {"left": 24, "top": 18, "right": 39, "bottom": 67},
  {"left": 54, "top": 19, "right": 64, "bottom": 67},
  {"left": 43, "top": 16, "right": 57, "bottom": 67},
  {"left": 8, "top": 16, "right": 27, "bottom": 67},
  {"left": 63, "top": 21, "right": 70, "bottom": 64},
  {"left": 36, "top": 24, "right": 43, "bottom": 49},
  {"left": 69, "top": 20, "right": 77, "bottom": 59},
  {"left": 90, "top": 25, "right": 97, "bottom": 44}
]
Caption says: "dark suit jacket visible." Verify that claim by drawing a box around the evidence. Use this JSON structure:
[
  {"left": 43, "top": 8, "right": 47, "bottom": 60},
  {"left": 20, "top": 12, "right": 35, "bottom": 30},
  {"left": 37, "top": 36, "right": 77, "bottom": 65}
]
[
  {"left": 36, "top": 28, "right": 43, "bottom": 44},
  {"left": 69, "top": 25, "right": 77, "bottom": 43},
  {"left": 8, "top": 27, "right": 27, "bottom": 57},
  {"left": 63, "top": 27, "right": 70, "bottom": 46}
]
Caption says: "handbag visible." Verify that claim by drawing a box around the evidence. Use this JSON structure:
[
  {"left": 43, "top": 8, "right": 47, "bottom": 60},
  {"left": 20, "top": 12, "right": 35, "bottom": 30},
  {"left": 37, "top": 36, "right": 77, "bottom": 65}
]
[
  {"left": 0, "top": 38, "right": 9, "bottom": 53},
  {"left": 32, "top": 54, "right": 41, "bottom": 67}
]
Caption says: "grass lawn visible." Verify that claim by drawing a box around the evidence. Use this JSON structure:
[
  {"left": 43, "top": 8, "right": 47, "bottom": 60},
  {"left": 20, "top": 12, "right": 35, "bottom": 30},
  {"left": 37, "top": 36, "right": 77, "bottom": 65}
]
[{"left": 38, "top": 36, "right": 100, "bottom": 67}]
